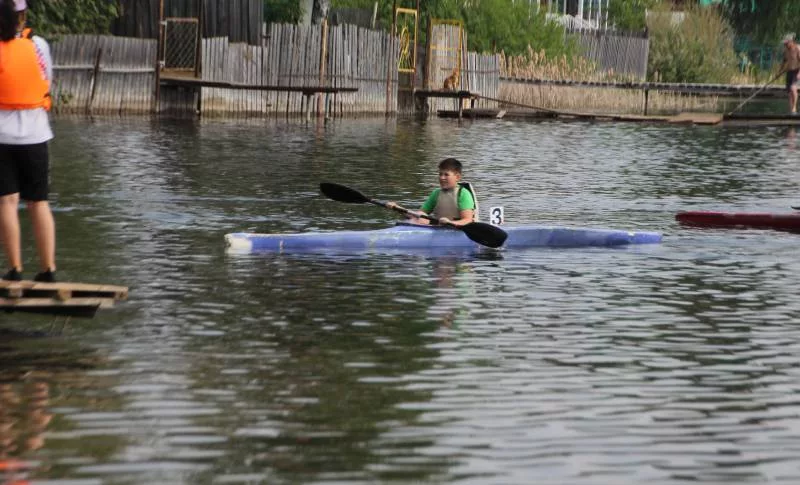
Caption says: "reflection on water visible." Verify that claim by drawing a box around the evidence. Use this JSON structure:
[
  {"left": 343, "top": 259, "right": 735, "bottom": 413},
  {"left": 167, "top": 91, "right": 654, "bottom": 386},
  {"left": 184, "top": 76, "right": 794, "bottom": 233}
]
[{"left": 2, "top": 117, "right": 800, "bottom": 484}]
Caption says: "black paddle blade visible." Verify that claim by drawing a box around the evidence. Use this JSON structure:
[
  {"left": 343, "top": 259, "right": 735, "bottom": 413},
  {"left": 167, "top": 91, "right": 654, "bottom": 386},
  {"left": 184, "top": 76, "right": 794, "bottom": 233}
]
[
  {"left": 319, "top": 182, "right": 370, "bottom": 204},
  {"left": 461, "top": 222, "right": 508, "bottom": 248}
]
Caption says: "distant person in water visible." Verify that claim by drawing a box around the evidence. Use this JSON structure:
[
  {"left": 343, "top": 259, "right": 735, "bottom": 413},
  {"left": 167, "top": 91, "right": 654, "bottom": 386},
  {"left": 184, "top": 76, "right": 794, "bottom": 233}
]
[
  {"left": 0, "top": 0, "right": 57, "bottom": 282},
  {"left": 781, "top": 33, "right": 800, "bottom": 114},
  {"left": 387, "top": 157, "right": 476, "bottom": 226}
]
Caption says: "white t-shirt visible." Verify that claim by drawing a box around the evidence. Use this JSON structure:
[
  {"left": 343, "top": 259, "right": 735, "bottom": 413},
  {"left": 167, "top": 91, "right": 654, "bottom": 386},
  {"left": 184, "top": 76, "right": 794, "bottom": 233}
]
[{"left": 0, "top": 34, "right": 54, "bottom": 145}]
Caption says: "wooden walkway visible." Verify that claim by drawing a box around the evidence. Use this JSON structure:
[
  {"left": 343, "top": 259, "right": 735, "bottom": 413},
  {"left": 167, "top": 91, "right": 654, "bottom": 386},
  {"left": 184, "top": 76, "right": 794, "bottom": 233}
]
[
  {"left": 500, "top": 77, "right": 787, "bottom": 98},
  {"left": 0, "top": 281, "right": 128, "bottom": 318},
  {"left": 414, "top": 89, "right": 480, "bottom": 119},
  {"left": 438, "top": 108, "right": 800, "bottom": 127},
  {"left": 160, "top": 74, "right": 359, "bottom": 120}
]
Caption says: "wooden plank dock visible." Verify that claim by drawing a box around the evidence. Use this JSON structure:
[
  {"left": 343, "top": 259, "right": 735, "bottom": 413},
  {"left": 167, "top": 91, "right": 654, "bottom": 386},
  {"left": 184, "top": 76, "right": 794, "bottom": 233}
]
[
  {"left": 500, "top": 77, "right": 787, "bottom": 98},
  {"left": 438, "top": 108, "right": 800, "bottom": 127},
  {"left": 414, "top": 89, "right": 479, "bottom": 119},
  {"left": 0, "top": 281, "right": 128, "bottom": 318}
]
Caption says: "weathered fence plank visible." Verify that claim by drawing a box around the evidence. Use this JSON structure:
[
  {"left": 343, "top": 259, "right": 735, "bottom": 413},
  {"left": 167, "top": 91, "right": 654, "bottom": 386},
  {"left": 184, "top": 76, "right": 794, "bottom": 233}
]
[
  {"left": 50, "top": 22, "right": 501, "bottom": 117},
  {"left": 568, "top": 27, "right": 649, "bottom": 80},
  {"left": 51, "top": 35, "right": 155, "bottom": 115}
]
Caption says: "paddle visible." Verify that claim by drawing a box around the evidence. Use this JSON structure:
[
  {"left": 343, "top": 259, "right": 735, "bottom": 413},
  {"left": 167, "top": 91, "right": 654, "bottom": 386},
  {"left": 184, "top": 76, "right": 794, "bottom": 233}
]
[
  {"left": 727, "top": 69, "right": 785, "bottom": 116},
  {"left": 319, "top": 182, "right": 508, "bottom": 248}
]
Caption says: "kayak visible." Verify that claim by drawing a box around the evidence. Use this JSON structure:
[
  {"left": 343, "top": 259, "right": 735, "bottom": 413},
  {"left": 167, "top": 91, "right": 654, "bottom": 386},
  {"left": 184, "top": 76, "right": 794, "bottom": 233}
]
[
  {"left": 676, "top": 211, "right": 800, "bottom": 231},
  {"left": 225, "top": 224, "right": 662, "bottom": 253}
]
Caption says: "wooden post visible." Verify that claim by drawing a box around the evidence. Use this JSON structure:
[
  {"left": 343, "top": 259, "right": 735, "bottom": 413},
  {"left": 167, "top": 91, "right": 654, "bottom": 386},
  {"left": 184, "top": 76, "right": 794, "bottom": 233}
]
[
  {"left": 643, "top": 88, "right": 649, "bottom": 115},
  {"left": 195, "top": 0, "right": 204, "bottom": 115},
  {"left": 195, "top": 0, "right": 204, "bottom": 78},
  {"left": 317, "top": 17, "right": 328, "bottom": 118},
  {"left": 385, "top": 0, "right": 397, "bottom": 115},
  {"left": 154, "top": 0, "right": 165, "bottom": 113},
  {"left": 86, "top": 47, "right": 103, "bottom": 115},
  {"left": 413, "top": 0, "right": 419, "bottom": 91},
  {"left": 425, "top": 17, "right": 432, "bottom": 90},
  {"left": 305, "top": 93, "right": 315, "bottom": 122}
]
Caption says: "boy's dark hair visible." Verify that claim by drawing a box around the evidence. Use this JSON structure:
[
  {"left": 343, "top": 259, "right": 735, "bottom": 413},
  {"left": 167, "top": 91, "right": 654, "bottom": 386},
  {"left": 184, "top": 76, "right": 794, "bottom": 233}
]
[
  {"left": 0, "top": 0, "right": 17, "bottom": 42},
  {"left": 438, "top": 157, "right": 463, "bottom": 174}
]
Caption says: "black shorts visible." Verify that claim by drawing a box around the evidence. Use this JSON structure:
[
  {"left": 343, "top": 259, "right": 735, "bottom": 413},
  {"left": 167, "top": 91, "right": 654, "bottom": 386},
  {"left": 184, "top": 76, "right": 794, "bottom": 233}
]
[
  {"left": 0, "top": 142, "right": 50, "bottom": 201},
  {"left": 787, "top": 69, "right": 799, "bottom": 91}
]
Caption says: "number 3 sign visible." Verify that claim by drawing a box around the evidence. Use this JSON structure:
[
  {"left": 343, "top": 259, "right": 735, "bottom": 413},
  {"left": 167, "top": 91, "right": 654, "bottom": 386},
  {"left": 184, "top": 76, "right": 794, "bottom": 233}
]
[{"left": 489, "top": 206, "right": 504, "bottom": 225}]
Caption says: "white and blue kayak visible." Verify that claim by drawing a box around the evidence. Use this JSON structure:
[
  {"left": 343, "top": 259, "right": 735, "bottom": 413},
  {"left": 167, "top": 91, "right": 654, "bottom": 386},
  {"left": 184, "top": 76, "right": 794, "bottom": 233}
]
[{"left": 225, "top": 224, "right": 662, "bottom": 254}]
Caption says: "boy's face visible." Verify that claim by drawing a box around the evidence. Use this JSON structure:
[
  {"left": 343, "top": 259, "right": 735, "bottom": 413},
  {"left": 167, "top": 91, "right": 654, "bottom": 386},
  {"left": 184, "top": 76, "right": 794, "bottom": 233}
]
[{"left": 439, "top": 169, "right": 461, "bottom": 190}]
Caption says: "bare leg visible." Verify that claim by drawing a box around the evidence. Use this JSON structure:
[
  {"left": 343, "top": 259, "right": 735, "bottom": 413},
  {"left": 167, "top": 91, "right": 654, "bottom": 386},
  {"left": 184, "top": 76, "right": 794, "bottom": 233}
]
[
  {"left": 27, "top": 200, "right": 56, "bottom": 272},
  {"left": 0, "top": 193, "right": 22, "bottom": 271},
  {"left": 792, "top": 86, "right": 799, "bottom": 113}
]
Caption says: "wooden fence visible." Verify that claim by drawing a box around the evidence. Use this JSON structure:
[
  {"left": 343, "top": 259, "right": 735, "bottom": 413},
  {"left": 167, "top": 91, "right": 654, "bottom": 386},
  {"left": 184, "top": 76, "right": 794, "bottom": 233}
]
[
  {"left": 49, "top": 23, "right": 501, "bottom": 117},
  {"left": 425, "top": 24, "right": 499, "bottom": 113},
  {"left": 200, "top": 23, "right": 399, "bottom": 117},
  {"left": 568, "top": 27, "right": 649, "bottom": 80},
  {"left": 463, "top": 52, "right": 500, "bottom": 107},
  {"left": 328, "top": 24, "right": 399, "bottom": 115},
  {"left": 50, "top": 35, "right": 156, "bottom": 115}
]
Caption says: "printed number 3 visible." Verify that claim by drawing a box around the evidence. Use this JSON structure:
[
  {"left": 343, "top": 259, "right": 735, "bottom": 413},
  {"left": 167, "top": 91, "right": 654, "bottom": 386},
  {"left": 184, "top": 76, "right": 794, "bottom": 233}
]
[{"left": 489, "top": 206, "right": 504, "bottom": 225}]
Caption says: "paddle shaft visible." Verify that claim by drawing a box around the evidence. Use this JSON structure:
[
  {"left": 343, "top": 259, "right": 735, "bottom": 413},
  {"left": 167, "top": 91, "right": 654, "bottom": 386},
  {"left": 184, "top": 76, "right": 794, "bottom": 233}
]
[
  {"left": 727, "top": 69, "right": 785, "bottom": 116},
  {"left": 370, "top": 198, "right": 508, "bottom": 248},
  {"left": 319, "top": 182, "right": 508, "bottom": 248},
  {"left": 369, "top": 198, "right": 464, "bottom": 227}
]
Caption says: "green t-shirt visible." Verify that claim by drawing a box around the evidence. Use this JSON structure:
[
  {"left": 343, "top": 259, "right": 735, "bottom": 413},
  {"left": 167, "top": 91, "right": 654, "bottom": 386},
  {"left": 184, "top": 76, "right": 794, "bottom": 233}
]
[{"left": 420, "top": 187, "right": 476, "bottom": 214}]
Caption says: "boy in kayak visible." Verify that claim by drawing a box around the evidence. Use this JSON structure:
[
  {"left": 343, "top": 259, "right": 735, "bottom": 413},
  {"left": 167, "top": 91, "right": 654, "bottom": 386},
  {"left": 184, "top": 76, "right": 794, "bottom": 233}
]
[{"left": 387, "top": 157, "right": 476, "bottom": 226}]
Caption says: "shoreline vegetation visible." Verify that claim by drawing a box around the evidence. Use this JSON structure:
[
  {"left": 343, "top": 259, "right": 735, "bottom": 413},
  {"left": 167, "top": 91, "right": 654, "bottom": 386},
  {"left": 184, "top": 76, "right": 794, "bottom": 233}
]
[
  {"left": 499, "top": 84, "right": 723, "bottom": 115},
  {"left": 489, "top": 1, "right": 784, "bottom": 116},
  {"left": 33, "top": 0, "right": 787, "bottom": 117}
]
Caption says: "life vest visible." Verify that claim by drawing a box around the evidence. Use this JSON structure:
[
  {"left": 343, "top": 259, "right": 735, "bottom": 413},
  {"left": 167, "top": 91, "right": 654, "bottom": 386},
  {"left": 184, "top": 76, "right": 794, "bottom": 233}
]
[
  {"left": 431, "top": 183, "right": 476, "bottom": 221},
  {"left": 0, "top": 28, "right": 51, "bottom": 111}
]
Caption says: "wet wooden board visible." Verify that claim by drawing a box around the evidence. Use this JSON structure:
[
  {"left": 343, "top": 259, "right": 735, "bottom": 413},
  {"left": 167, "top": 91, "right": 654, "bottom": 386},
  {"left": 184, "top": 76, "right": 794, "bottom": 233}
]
[
  {"left": 721, "top": 113, "right": 800, "bottom": 126},
  {"left": 0, "top": 281, "right": 128, "bottom": 317},
  {"left": 668, "top": 112, "right": 723, "bottom": 125},
  {"left": 439, "top": 108, "right": 673, "bottom": 123},
  {"left": 438, "top": 108, "right": 800, "bottom": 127}
]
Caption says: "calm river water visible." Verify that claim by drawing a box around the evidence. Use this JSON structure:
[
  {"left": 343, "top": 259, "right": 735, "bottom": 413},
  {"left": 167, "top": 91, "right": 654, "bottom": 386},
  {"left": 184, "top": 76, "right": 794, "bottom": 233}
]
[{"left": 3, "top": 116, "right": 800, "bottom": 485}]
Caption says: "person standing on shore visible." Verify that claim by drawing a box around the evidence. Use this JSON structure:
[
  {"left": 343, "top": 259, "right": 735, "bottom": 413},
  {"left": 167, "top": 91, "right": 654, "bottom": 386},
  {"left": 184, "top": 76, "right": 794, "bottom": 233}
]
[
  {"left": 0, "top": 0, "right": 57, "bottom": 282},
  {"left": 781, "top": 33, "right": 800, "bottom": 114}
]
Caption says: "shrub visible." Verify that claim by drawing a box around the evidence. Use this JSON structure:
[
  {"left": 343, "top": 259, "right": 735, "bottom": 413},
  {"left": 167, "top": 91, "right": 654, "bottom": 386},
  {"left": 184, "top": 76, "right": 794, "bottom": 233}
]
[
  {"left": 331, "top": 0, "right": 574, "bottom": 57},
  {"left": 607, "top": 0, "right": 660, "bottom": 31},
  {"left": 646, "top": 2, "right": 739, "bottom": 83},
  {"left": 26, "top": 0, "right": 119, "bottom": 36}
]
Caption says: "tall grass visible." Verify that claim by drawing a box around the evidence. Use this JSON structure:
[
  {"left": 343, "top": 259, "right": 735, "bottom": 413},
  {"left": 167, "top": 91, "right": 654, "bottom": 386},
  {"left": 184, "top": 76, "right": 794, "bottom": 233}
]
[
  {"left": 501, "top": 47, "right": 622, "bottom": 82},
  {"left": 493, "top": 4, "right": 780, "bottom": 114},
  {"left": 646, "top": 3, "right": 740, "bottom": 84},
  {"left": 498, "top": 47, "right": 721, "bottom": 113},
  {"left": 498, "top": 82, "right": 721, "bottom": 114}
]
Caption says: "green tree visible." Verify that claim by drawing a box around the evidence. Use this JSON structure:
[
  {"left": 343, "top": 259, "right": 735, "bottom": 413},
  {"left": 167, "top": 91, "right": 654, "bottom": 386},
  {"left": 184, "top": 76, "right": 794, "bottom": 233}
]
[
  {"left": 647, "top": 2, "right": 739, "bottom": 83},
  {"left": 264, "top": 0, "right": 304, "bottom": 23},
  {"left": 26, "top": 0, "right": 119, "bottom": 36},
  {"left": 331, "top": 0, "right": 573, "bottom": 57},
  {"left": 723, "top": 0, "right": 800, "bottom": 44},
  {"left": 607, "top": 0, "right": 660, "bottom": 31},
  {"left": 462, "top": 0, "right": 568, "bottom": 55}
]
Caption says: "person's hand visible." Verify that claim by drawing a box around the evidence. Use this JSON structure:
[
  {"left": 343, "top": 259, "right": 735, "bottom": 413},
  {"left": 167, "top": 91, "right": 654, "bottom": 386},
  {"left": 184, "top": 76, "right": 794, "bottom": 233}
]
[
  {"left": 386, "top": 201, "right": 399, "bottom": 210},
  {"left": 438, "top": 217, "right": 453, "bottom": 226}
]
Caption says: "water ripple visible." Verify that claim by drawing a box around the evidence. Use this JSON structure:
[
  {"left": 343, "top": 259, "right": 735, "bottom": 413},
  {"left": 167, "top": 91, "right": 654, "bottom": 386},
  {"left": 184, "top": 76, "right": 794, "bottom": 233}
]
[{"left": 2, "top": 118, "right": 800, "bottom": 484}]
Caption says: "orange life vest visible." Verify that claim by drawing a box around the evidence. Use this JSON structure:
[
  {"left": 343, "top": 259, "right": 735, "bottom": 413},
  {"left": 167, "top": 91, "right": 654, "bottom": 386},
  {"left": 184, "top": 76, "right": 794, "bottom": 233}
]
[{"left": 0, "top": 28, "right": 51, "bottom": 111}]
